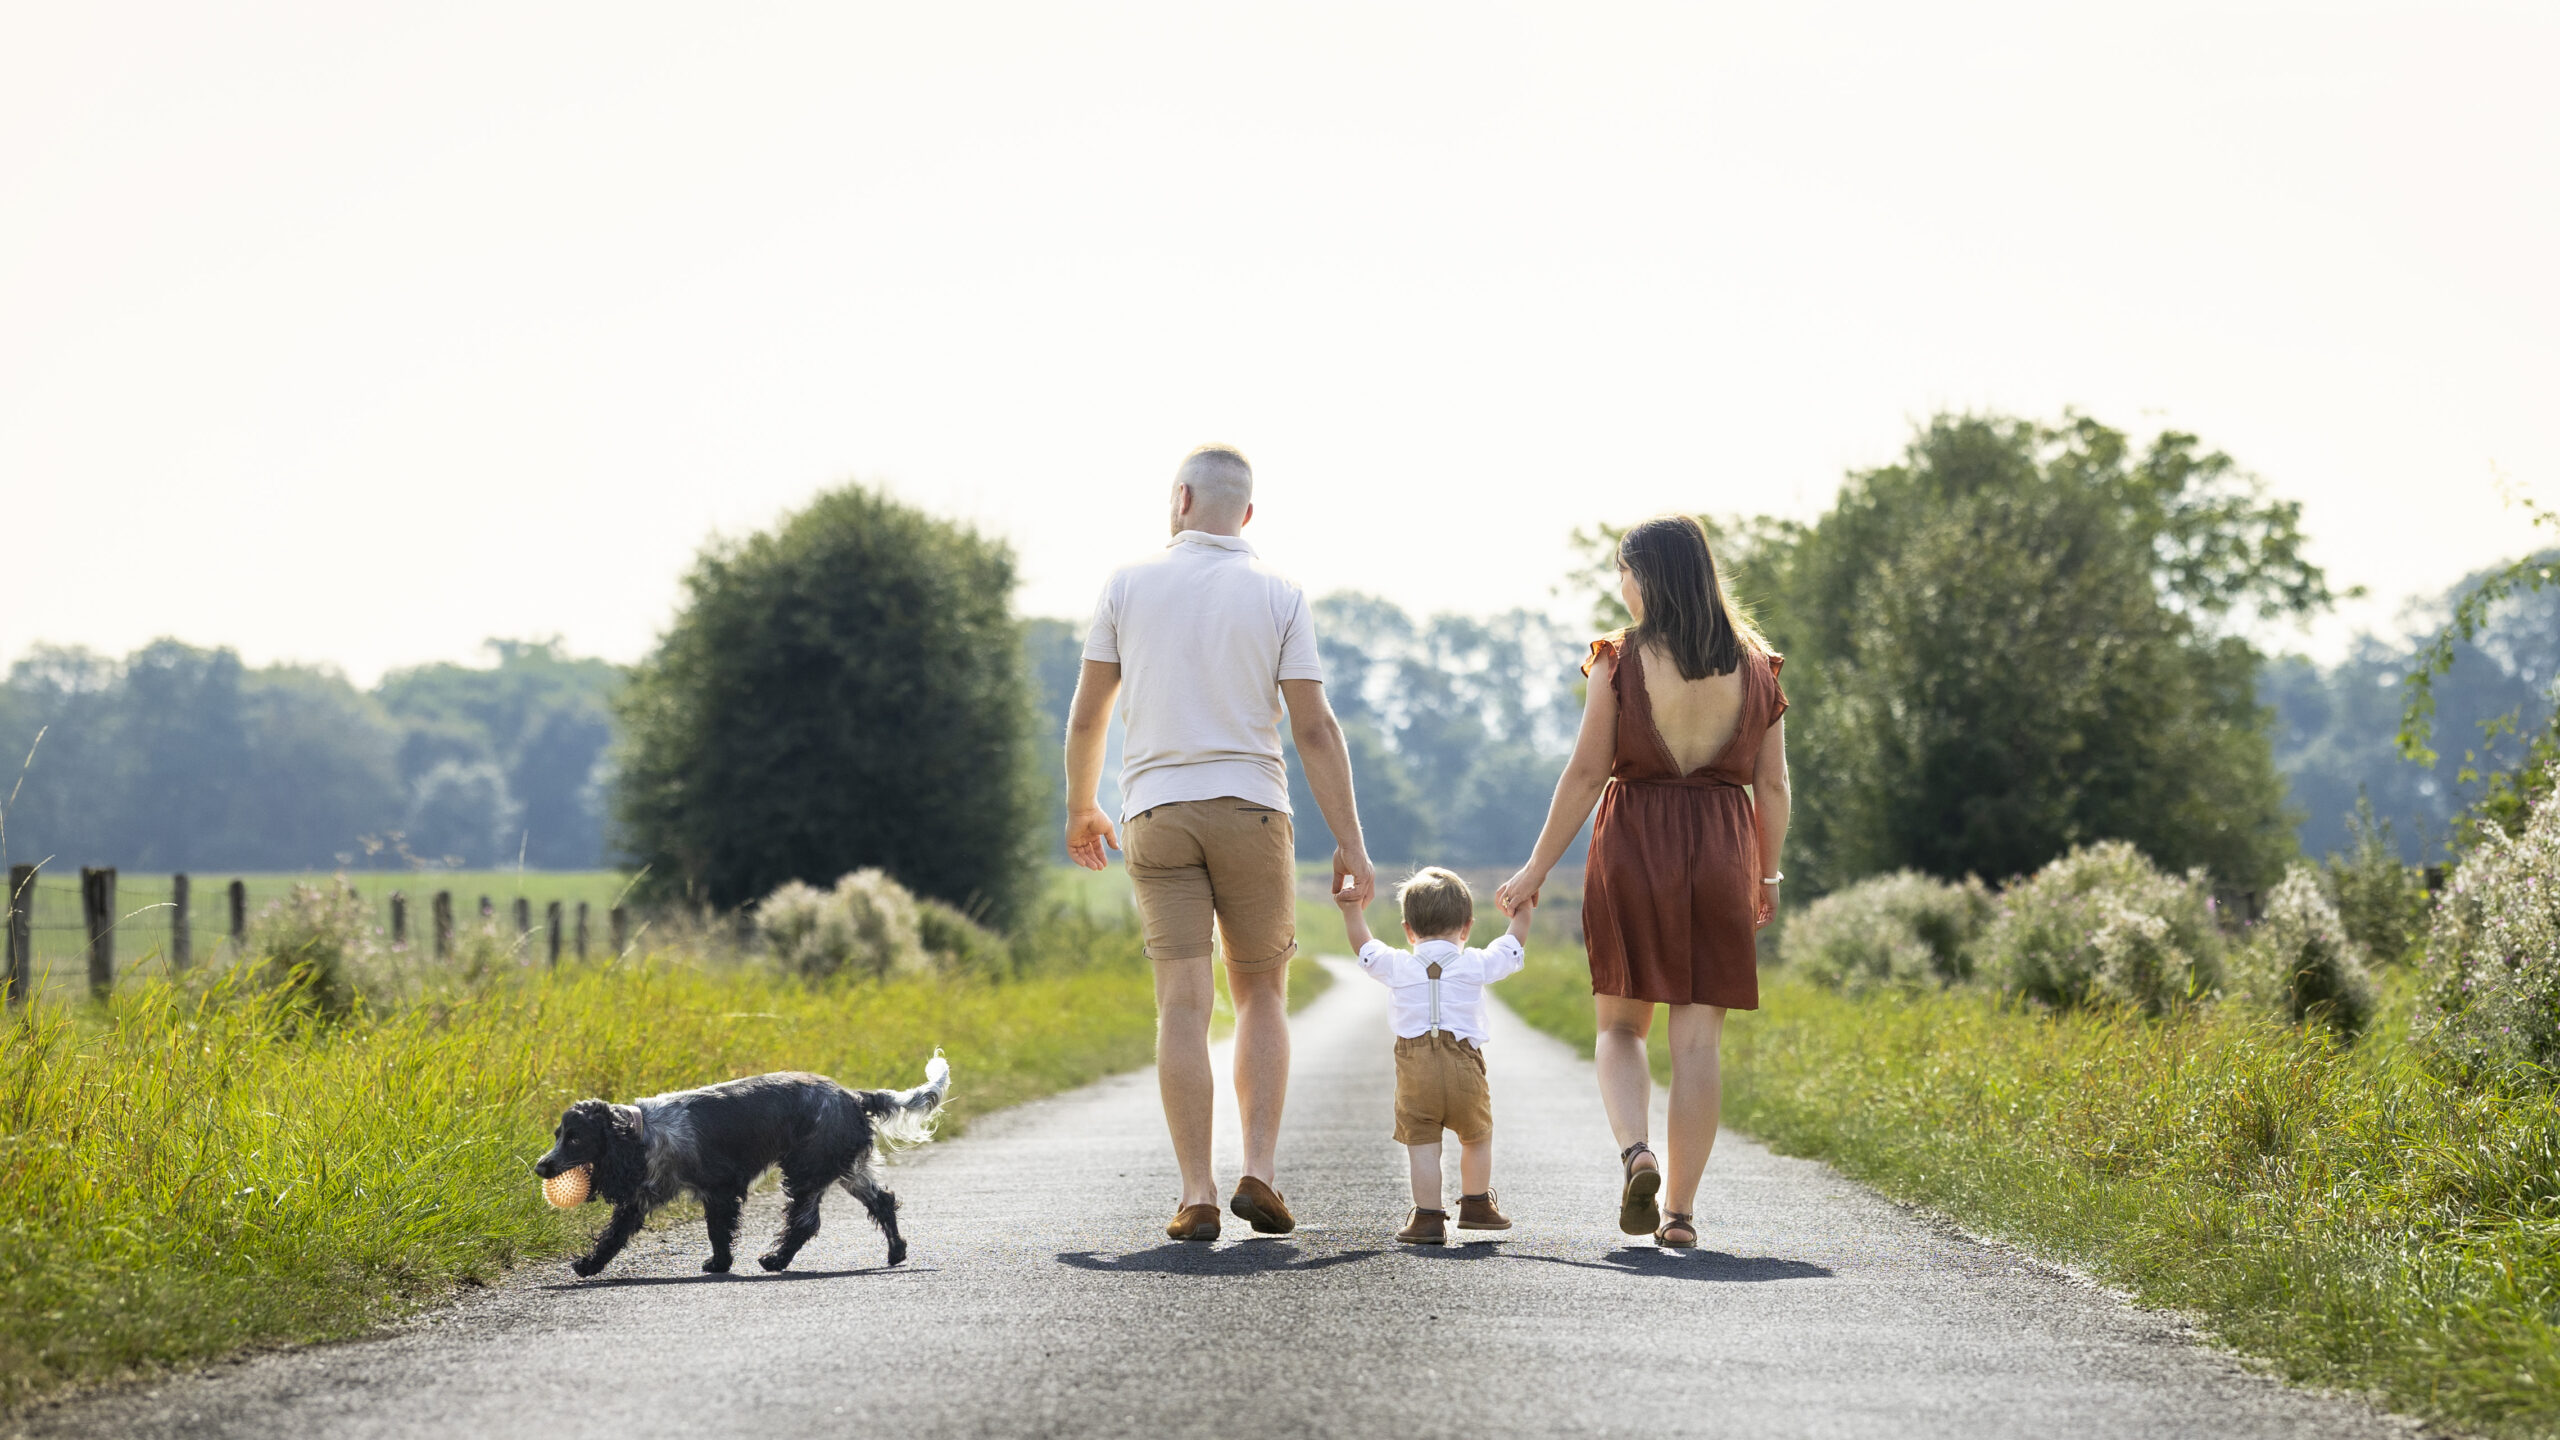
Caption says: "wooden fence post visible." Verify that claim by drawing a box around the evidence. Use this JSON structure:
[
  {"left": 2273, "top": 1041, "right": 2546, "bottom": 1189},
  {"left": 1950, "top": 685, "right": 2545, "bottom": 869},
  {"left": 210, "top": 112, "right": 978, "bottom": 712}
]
[
  {"left": 513, "top": 897, "right": 531, "bottom": 939},
  {"left": 575, "top": 901, "right": 590, "bottom": 961},
  {"left": 80, "top": 866, "right": 115, "bottom": 1000},
  {"left": 479, "top": 896, "right": 494, "bottom": 923},
  {"left": 545, "top": 901, "right": 563, "bottom": 968},
  {"left": 433, "top": 891, "right": 454, "bottom": 959},
  {"left": 170, "top": 873, "right": 192, "bottom": 970},
  {"left": 228, "top": 880, "right": 247, "bottom": 950},
  {"left": 390, "top": 892, "right": 408, "bottom": 948},
  {"left": 610, "top": 905, "right": 628, "bottom": 956},
  {"left": 5, "top": 865, "right": 32, "bottom": 1006}
]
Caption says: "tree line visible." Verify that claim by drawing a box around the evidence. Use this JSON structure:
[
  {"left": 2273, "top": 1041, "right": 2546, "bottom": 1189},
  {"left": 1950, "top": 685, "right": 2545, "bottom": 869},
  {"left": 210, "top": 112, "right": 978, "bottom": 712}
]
[
  {"left": 0, "top": 639, "right": 617, "bottom": 872},
  {"left": 8, "top": 411, "right": 2548, "bottom": 924}
]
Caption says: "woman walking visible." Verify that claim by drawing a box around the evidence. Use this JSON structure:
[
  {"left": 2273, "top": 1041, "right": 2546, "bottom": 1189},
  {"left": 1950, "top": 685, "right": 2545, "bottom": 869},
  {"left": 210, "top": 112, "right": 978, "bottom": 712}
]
[{"left": 1496, "top": 515, "right": 1789, "bottom": 1249}]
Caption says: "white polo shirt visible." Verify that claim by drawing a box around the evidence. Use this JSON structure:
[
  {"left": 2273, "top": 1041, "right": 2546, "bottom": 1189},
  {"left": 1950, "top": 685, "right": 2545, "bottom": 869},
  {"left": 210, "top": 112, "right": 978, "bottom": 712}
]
[
  {"left": 1083, "top": 531, "right": 1326, "bottom": 820},
  {"left": 1355, "top": 935, "right": 1527, "bottom": 1047}
]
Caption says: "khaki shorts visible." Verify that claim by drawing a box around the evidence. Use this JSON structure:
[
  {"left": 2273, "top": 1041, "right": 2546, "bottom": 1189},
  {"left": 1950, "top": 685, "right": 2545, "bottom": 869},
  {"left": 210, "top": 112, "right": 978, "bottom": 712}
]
[
  {"left": 1123, "top": 798, "right": 1297, "bottom": 974},
  {"left": 1392, "top": 1031, "right": 1492, "bottom": 1145}
]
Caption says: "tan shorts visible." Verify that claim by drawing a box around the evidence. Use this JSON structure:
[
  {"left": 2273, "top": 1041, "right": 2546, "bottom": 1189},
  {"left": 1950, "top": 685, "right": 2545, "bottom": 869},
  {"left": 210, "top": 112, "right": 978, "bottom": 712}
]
[
  {"left": 1123, "top": 798, "right": 1298, "bottom": 974},
  {"left": 1392, "top": 1031, "right": 1492, "bottom": 1145}
]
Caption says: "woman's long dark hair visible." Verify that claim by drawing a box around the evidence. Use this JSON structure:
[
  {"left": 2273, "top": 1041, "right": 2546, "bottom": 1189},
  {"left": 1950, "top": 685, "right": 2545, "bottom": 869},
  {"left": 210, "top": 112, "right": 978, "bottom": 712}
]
[{"left": 1619, "top": 514, "right": 1769, "bottom": 680}]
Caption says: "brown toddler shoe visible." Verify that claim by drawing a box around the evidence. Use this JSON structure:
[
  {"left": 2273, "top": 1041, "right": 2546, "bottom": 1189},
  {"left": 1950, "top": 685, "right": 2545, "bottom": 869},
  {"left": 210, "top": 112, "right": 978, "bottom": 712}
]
[
  {"left": 1456, "top": 1190, "right": 1511, "bottom": 1231},
  {"left": 1166, "top": 1203, "right": 1222, "bottom": 1242},
  {"left": 1229, "top": 1174, "right": 1296, "bottom": 1234},
  {"left": 1396, "top": 1207, "right": 1448, "bottom": 1245}
]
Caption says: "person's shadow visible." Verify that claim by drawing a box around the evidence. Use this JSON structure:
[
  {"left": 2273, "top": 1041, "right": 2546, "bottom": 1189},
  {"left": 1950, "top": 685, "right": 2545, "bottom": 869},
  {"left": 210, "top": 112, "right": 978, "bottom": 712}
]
[
  {"left": 1057, "top": 1239, "right": 1384, "bottom": 1277},
  {"left": 1508, "top": 1247, "right": 1832, "bottom": 1282}
]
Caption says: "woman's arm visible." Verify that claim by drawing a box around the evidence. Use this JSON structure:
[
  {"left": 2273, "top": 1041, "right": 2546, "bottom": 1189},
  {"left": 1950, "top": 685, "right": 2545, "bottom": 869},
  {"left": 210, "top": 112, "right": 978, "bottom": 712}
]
[
  {"left": 1495, "top": 652, "right": 1620, "bottom": 916},
  {"left": 1752, "top": 716, "right": 1790, "bottom": 928}
]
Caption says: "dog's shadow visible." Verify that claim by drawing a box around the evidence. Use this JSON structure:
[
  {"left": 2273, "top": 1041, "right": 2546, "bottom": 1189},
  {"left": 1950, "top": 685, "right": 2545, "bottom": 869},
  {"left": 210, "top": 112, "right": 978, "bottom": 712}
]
[
  {"left": 1509, "top": 1247, "right": 1833, "bottom": 1282},
  {"left": 543, "top": 1264, "right": 919, "bottom": 1291},
  {"left": 1057, "top": 1239, "right": 1383, "bottom": 1277}
]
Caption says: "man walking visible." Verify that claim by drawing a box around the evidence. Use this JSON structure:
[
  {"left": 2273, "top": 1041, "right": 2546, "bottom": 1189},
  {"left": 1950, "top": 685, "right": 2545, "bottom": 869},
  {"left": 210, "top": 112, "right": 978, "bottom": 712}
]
[{"left": 1065, "top": 444, "right": 1375, "bottom": 1242}]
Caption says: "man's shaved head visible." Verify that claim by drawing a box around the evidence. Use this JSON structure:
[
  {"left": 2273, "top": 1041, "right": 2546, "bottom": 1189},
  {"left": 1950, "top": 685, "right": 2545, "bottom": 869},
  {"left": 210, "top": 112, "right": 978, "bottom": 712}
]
[{"left": 1173, "top": 444, "right": 1254, "bottom": 534}]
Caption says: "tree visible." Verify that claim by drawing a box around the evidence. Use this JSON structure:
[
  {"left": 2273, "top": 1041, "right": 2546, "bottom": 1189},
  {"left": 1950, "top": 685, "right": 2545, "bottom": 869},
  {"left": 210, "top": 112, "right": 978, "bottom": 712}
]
[
  {"left": 1589, "top": 413, "right": 2334, "bottom": 892},
  {"left": 614, "top": 486, "right": 1043, "bottom": 924},
  {"left": 376, "top": 639, "right": 622, "bottom": 867}
]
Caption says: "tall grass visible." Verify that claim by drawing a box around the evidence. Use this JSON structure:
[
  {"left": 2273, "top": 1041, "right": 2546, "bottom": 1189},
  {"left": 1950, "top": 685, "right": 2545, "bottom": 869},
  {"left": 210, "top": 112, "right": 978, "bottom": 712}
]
[
  {"left": 1502, "top": 950, "right": 2560, "bottom": 1438},
  {"left": 0, "top": 908, "right": 1168, "bottom": 1407}
]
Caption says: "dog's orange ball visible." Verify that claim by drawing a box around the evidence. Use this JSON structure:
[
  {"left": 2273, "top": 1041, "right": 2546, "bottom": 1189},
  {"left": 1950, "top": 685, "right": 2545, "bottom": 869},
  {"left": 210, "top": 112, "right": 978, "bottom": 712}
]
[{"left": 542, "top": 1164, "right": 592, "bottom": 1209}]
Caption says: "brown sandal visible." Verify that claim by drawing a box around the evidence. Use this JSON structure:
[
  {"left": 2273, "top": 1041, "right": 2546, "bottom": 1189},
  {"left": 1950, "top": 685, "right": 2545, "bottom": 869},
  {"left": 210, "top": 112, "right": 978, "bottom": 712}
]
[
  {"left": 1618, "top": 1143, "right": 1662, "bottom": 1236},
  {"left": 1656, "top": 1211, "right": 1698, "bottom": 1249}
]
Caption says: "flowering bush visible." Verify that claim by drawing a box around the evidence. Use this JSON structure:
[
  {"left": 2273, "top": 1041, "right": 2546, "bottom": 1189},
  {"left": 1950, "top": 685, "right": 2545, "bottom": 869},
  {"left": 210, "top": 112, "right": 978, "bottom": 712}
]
[
  {"left": 1781, "top": 870, "right": 1995, "bottom": 994},
  {"left": 1978, "top": 841, "right": 2223, "bottom": 1015},
  {"left": 2231, "top": 864, "right": 2376, "bottom": 1037},
  {"left": 754, "top": 869, "right": 927, "bottom": 981},
  {"left": 246, "top": 880, "right": 379, "bottom": 1016},
  {"left": 2416, "top": 785, "right": 2560, "bottom": 1082}
]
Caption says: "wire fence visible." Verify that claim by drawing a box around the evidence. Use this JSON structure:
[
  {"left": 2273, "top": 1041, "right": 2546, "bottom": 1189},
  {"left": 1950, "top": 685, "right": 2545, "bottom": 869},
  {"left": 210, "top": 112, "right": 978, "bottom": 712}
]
[{"left": 2, "top": 868, "right": 638, "bottom": 1005}]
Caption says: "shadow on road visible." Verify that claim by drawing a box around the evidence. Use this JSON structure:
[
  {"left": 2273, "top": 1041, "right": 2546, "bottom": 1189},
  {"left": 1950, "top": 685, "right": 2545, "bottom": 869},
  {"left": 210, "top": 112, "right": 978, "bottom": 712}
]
[
  {"left": 1506, "top": 1247, "right": 1833, "bottom": 1282},
  {"left": 1057, "top": 1240, "right": 1385, "bottom": 1276},
  {"left": 541, "top": 1264, "right": 915, "bottom": 1291}
]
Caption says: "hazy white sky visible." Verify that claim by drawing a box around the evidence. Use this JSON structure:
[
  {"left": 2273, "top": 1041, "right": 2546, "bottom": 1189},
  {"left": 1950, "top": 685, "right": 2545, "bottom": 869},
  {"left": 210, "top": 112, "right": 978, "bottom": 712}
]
[{"left": 4, "top": 1, "right": 2552, "bottom": 684}]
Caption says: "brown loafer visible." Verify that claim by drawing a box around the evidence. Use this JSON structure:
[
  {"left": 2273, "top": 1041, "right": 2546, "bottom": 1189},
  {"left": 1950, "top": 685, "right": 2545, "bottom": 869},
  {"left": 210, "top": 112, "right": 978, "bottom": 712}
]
[
  {"left": 1166, "top": 1203, "right": 1221, "bottom": 1242},
  {"left": 1229, "top": 1174, "right": 1296, "bottom": 1234},
  {"left": 1396, "top": 1207, "right": 1448, "bottom": 1245},
  {"left": 1456, "top": 1189, "right": 1511, "bottom": 1231}
]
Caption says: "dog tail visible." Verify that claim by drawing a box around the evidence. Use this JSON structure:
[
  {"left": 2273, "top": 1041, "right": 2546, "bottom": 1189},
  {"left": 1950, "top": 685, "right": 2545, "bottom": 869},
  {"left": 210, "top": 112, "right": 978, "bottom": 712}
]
[{"left": 864, "top": 1048, "right": 952, "bottom": 1152}]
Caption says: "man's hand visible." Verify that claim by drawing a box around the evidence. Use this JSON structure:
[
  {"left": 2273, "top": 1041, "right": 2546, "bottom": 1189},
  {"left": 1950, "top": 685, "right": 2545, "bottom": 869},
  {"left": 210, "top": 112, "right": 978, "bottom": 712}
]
[
  {"left": 1066, "top": 806, "right": 1120, "bottom": 871},
  {"left": 1332, "top": 845, "right": 1375, "bottom": 907}
]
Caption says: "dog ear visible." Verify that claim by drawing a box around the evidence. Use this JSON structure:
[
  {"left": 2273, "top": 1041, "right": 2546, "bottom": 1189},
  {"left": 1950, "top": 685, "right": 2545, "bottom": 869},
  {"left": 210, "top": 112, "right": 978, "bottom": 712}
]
[{"left": 592, "top": 1104, "right": 648, "bottom": 1198}]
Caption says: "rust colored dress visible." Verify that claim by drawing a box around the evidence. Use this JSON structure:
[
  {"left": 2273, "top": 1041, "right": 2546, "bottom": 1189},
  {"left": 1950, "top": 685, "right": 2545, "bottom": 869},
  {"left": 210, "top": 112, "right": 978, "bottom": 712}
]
[{"left": 1581, "top": 634, "right": 1787, "bottom": 1009}]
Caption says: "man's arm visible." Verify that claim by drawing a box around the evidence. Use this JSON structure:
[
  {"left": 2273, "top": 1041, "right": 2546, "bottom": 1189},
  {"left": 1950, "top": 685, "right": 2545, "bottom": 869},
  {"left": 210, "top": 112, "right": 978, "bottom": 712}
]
[
  {"left": 1064, "top": 659, "right": 1122, "bottom": 870},
  {"left": 1280, "top": 678, "right": 1375, "bottom": 905}
]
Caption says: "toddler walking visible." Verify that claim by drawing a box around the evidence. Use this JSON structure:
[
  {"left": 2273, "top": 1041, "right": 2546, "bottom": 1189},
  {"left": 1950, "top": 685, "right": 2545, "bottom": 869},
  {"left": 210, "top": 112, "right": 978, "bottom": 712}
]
[{"left": 1338, "top": 866, "right": 1532, "bottom": 1244}]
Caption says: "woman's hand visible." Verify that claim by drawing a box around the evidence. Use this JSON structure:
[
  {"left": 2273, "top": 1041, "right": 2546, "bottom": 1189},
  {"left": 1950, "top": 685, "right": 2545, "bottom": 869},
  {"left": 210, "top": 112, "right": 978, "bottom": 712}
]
[
  {"left": 1754, "top": 880, "right": 1778, "bottom": 930},
  {"left": 1495, "top": 865, "right": 1545, "bottom": 917}
]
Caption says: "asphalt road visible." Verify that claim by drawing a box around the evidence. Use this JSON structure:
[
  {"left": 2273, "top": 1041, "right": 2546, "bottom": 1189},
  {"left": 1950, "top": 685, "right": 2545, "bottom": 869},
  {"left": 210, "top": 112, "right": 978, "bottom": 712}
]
[{"left": 21, "top": 958, "right": 2417, "bottom": 1440}]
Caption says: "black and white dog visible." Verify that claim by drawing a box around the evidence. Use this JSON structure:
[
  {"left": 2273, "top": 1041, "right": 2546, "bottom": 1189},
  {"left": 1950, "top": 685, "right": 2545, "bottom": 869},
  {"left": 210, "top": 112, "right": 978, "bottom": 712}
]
[{"left": 533, "top": 1053, "right": 950, "bottom": 1277}]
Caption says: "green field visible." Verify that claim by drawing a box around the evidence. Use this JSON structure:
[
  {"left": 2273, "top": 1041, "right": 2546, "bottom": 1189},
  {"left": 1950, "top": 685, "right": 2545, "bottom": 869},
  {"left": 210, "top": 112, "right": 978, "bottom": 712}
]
[
  {"left": 0, "top": 864, "right": 1329, "bottom": 1407},
  {"left": 5, "top": 868, "right": 641, "bottom": 1003}
]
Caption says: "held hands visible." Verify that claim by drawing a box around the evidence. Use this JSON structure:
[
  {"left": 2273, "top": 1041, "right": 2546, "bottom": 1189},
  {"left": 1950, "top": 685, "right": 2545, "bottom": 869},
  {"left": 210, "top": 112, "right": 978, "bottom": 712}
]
[
  {"left": 1065, "top": 806, "right": 1120, "bottom": 871},
  {"left": 1331, "top": 844, "right": 1375, "bottom": 907},
  {"left": 1494, "top": 865, "right": 1544, "bottom": 917}
]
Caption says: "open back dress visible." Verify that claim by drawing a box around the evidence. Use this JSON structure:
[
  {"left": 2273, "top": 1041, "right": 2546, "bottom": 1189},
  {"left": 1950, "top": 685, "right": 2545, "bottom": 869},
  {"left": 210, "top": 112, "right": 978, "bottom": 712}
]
[{"left": 1580, "top": 634, "right": 1787, "bottom": 1009}]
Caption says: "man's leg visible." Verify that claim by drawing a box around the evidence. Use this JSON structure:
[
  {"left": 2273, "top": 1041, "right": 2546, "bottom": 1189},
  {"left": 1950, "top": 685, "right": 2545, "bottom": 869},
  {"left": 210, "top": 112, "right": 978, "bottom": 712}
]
[
  {"left": 1229, "top": 959, "right": 1291, "bottom": 1183},
  {"left": 1154, "top": 955, "right": 1219, "bottom": 1208},
  {"left": 1126, "top": 805, "right": 1220, "bottom": 1212},
  {"left": 1205, "top": 801, "right": 1299, "bottom": 1188}
]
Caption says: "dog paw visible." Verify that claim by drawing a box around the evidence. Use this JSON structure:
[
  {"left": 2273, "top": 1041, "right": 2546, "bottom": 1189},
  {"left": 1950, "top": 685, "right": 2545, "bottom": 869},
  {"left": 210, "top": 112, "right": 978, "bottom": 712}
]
[
  {"left": 570, "top": 1257, "right": 603, "bottom": 1278},
  {"left": 887, "top": 1239, "right": 908, "bottom": 1267},
  {"left": 702, "top": 1255, "right": 732, "bottom": 1274},
  {"left": 757, "top": 1252, "right": 789, "bottom": 1272}
]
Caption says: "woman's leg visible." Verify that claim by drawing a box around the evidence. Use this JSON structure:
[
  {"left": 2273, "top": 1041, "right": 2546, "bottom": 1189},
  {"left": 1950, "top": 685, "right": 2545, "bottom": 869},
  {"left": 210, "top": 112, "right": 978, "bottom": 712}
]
[
  {"left": 1661, "top": 1003, "right": 1728, "bottom": 1214},
  {"left": 1592, "top": 994, "right": 1658, "bottom": 1153}
]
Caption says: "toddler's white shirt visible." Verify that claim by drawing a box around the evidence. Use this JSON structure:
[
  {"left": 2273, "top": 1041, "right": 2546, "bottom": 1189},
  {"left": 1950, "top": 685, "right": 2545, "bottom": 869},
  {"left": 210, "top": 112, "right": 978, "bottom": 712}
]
[{"left": 1355, "top": 935, "right": 1526, "bottom": 1047}]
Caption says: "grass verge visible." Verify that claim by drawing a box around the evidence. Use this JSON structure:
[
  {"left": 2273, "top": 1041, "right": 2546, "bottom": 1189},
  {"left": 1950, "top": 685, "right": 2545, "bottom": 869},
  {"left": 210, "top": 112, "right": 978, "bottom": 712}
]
[
  {"left": 0, "top": 900, "right": 1326, "bottom": 1410},
  {"left": 1505, "top": 948, "right": 2560, "bottom": 1439}
]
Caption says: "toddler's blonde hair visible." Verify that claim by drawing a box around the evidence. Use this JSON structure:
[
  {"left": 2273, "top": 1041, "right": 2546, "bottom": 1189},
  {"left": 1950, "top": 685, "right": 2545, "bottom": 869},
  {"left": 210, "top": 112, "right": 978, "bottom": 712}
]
[{"left": 1397, "top": 867, "right": 1474, "bottom": 940}]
